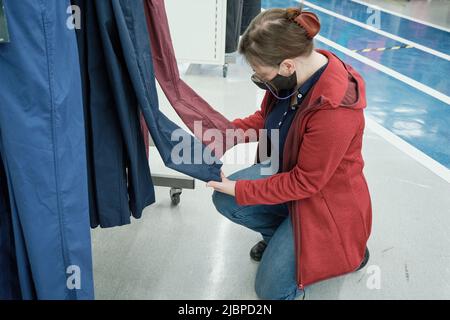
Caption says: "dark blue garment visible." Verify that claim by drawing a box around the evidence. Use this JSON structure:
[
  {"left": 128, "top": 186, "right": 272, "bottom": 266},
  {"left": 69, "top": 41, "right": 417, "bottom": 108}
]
[
  {"left": 0, "top": 159, "right": 20, "bottom": 299},
  {"left": 265, "top": 64, "right": 328, "bottom": 171},
  {"left": 72, "top": 0, "right": 223, "bottom": 228},
  {"left": 0, "top": 0, "right": 94, "bottom": 299},
  {"left": 73, "top": 0, "right": 155, "bottom": 228}
]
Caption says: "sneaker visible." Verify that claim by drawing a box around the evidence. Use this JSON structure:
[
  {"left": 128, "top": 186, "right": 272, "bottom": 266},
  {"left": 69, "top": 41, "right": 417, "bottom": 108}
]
[
  {"left": 356, "top": 247, "right": 370, "bottom": 271},
  {"left": 250, "top": 240, "right": 267, "bottom": 262}
]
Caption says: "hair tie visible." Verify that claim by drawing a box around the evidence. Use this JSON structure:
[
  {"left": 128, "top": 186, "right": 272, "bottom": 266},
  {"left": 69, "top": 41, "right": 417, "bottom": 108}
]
[{"left": 287, "top": 8, "right": 321, "bottom": 39}]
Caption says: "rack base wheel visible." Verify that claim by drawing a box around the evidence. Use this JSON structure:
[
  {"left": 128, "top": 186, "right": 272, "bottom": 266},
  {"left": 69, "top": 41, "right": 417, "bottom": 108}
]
[
  {"left": 223, "top": 64, "right": 228, "bottom": 78},
  {"left": 170, "top": 188, "right": 182, "bottom": 206}
]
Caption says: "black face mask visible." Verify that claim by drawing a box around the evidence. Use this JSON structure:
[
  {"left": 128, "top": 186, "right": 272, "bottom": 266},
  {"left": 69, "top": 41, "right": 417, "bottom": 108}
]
[{"left": 251, "top": 70, "right": 298, "bottom": 100}]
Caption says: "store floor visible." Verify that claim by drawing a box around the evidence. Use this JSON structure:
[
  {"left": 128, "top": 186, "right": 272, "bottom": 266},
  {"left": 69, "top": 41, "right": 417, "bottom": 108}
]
[{"left": 92, "top": 0, "right": 450, "bottom": 299}]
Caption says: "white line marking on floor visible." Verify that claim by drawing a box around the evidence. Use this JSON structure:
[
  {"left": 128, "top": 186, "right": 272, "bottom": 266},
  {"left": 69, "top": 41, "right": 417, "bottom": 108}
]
[
  {"left": 316, "top": 35, "right": 450, "bottom": 105},
  {"left": 301, "top": 1, "right": 450, "bottom": 61},
  {"left": 366, "top": 116, "right": 450, "bottom": 183},
  {"left": 351, "top": 0, "right": 450, "bottom": 33},
  {"left": 393, "top": 178, "right": 431, "bottom": 189}
]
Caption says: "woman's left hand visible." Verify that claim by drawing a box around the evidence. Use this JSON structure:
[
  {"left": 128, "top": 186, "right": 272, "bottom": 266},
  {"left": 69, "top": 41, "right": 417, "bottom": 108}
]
[{"left": 206, "top": 171, "right": 236, "bottom": 197}]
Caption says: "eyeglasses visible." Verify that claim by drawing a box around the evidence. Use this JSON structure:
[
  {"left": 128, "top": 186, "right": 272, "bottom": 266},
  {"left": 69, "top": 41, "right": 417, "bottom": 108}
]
[{"left": 250, "top": 74, "right": 269, "bottom": 90}]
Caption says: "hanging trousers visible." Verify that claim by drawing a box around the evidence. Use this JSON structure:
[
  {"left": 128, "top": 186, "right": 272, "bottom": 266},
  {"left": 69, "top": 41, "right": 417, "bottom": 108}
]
[
  {"left": 0, "top": 0, "right": 94, "bottom": 299},
  {"left": 72, "top": 0, "right": 223, "bottom": 228}
]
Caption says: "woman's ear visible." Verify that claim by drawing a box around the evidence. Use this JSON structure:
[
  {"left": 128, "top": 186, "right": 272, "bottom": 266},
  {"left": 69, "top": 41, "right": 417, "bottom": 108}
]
[{"left": 279, "top": 59, "right": 296, "bottom": 76}]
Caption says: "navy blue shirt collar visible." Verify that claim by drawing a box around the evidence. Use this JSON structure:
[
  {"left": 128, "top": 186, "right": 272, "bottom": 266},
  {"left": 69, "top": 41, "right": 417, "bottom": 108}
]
[{"left": 296, "top": 62, "right": 329, "bottom": 102}]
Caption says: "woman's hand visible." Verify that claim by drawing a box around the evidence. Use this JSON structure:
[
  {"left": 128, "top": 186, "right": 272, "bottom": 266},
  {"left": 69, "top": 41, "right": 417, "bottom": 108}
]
[{"left": 206, "top": 171, "right": 236, "bottom": 197}]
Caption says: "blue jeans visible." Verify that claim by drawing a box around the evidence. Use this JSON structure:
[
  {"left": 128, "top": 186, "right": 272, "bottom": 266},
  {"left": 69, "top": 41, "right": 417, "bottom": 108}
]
[{"left": 212, "top": 163, "right": 304, "bottom": 300}]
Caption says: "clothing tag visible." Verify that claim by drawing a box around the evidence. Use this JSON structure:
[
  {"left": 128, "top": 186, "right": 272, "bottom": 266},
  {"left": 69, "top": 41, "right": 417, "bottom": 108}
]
[{"left": 0, "top": 0, "right": 10, "bottom": 43}]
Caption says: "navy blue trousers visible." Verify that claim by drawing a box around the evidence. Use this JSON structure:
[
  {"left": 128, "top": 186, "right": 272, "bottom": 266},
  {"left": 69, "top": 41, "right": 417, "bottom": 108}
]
[
  {"left": 0, "top": 0, "right": 94, "bottom": 299},
  {"left": 73, "top": 0, "right": 223, "bottom": 228}
]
